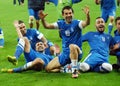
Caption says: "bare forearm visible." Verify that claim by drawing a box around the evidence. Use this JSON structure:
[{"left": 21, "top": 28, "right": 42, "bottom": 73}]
[
  {"left": 82, "top": 12, "right": 90, "bottom": 28},
  {"left": 41, "top": 19, "right": 55, "bottom": 29},
  {"left": 86, "top": 13, "right": 90, "bottom": 26},
  {"left": 16, "top": 27, "right": 23, "bottom": 39}
]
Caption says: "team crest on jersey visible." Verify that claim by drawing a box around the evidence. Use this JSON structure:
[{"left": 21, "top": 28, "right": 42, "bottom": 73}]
[
  {"left": 65, "top": 30, "right": 70, "bottom": 36},
  {"left": 102, "top": 36, "right": 105, "bottom": 42}
]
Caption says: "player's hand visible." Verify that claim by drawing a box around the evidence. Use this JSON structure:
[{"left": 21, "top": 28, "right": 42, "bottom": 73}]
[
  {"left": 111, "top": 43, "right": 120, "bottom": 50},
  {"left": 13, "top": 20, "right": 19, "bottom": 28},
  {"left": 82, "top": 6, "right": 89, "bottom": 15},
  {"left": 38, "top": 10, "right": 48, "bottom": 19}
]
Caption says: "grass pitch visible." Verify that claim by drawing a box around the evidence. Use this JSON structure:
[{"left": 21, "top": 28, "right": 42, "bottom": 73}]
[{"left": 0, "top": 0, "right": 120, "bottom": 86}]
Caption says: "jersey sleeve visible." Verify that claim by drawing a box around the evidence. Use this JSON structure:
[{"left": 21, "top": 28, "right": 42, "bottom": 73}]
[
  {"left": 78, "top": 20, "right": 83, "bottom": 29},
  {"left": 36, "top": 30, "right": 44, "bottom": 39},
  {"left": 82, "top": 32, "right": 90, "bottom": 42},
  {"left": 53, "top": 22, "right": 59, "bottom": 29}
]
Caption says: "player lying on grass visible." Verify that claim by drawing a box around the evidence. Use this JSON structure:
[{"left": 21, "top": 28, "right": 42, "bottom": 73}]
[
  {"left": 7, "top": 20, "right": 59, "bottom": 66},
  {"left": 38, "top": 6, "right": 90, "bottom": 78},
  {"left": 1, "top": 21, "right": 54, "bottom": 73}
]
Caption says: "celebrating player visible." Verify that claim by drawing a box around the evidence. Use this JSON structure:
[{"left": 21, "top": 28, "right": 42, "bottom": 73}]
[
  {"left": 7, "top": 20, "right": 57, "bottom": 65},
  {"left": 79, "top": 17, "right": 114, "bottom": 73},
  {"left": 1, "top": 21, "right": 53, "bottom": 73},
  {"left": 95, "top": 0, "right": 116, "bottom": 34},
  {"left": 39, "top": 6, "right": 90, "bottom": 78}
]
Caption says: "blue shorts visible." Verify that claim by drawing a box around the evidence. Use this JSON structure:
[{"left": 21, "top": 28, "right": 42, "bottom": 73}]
[
  {"left": 24, "top": 48, "right": 53, "bottom": 67},
  {"left": 28, "top": 9, "right": 40, "bottom": 20},
  {"left": 101, "top": 8, "right": 116, "bottom": 22},
  {"left": 58, "top": 48, "right": 82, "bottom": 66},
  {"left": 0, "top": 39, "right": 4, "bottom": 47},
  {"left": 84, "top": 52, "right": 109, "bottom": 71}
]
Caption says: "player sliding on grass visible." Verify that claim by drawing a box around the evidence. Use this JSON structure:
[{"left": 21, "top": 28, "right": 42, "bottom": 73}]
[
  {"left": 1, "top": 21, "right": 54, "bottom": 73},
  {"left": 38, "top": 6, "right": 90, "bottom": 78},
  {"left": 78, "top": 17, "right": 114, "bottom": 73}
]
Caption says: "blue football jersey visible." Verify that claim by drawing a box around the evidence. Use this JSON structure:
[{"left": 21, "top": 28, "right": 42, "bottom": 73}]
[
  {"left": 24, "top": 29, "right": 43, "bottom": 49},
  {"left": 56, "top": 19, "right": 82, "bottom": 50},
  {"left": 113, "top": 30, "right": 120, "bottom": 44},
  {"left": 82, "top": 32, "right": 114, "bottom": 57}
]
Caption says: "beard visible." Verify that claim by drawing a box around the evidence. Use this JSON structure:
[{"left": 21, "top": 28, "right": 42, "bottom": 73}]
[
  {"left": 97, "top": 25, "right": 105, "bottom": 33},
  {"left": 65, "top": 16, "right": 72, "bottom": 24}
]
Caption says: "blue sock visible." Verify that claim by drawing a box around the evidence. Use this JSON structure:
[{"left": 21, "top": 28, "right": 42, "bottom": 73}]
[
  {"left": 108, "top": 25, "right": 113, "bottom": 34},
  {"left": 14, "top": 45, "right": 24, "bottom": 60},
  {"left": 13, "top": 67, "right": 24, "bottom": 73},
  {"left": 13, "top": 62, "right": 32, "bottom": 72}
]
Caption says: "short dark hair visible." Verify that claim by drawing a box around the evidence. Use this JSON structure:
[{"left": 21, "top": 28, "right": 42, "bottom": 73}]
[
  {"left": 115, "top": 16, "right": 120, "bottom": 24},
  {"left": 18, "top": 20, "right": 24, "bottom": 24},
  {"left": 62, "top": 6, "right": 74, "bottom": 14},
  {"left": 96, "top": 17, "right": 102, "bottom": 20}
]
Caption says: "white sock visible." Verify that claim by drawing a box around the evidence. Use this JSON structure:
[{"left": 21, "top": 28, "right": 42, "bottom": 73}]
[
  {"left": 23, "top": 62, "right": 32, "bottom": 70},
  {"left": 71, "top": 60, "right": 78, "bottom": 73}
]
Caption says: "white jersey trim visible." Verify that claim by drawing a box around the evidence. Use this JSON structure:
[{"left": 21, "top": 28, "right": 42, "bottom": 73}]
[
  {"left": 37, "top": 33, "right": 43, "bottom": 39},
  {"left": 78, "top": 20, "right": 83, "bottom": 29},
  {"left": 53, "top": 22, "right": 59, "bottom": 29}
]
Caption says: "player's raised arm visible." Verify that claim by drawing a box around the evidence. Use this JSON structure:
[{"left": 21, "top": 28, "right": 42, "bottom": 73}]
[
  {"left": 81, "top": 6, "right": 90, "bottom": 28},
  {"left": 13, "top": 20, "right": 24, "bottom": 39},
  {"left": 38, "top": 11, "right": 56, "bottom": 29}
]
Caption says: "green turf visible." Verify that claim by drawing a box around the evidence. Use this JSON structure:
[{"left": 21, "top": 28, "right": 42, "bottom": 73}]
[{"left": 0, "top": 0, "right": 120, "bottom": 86}]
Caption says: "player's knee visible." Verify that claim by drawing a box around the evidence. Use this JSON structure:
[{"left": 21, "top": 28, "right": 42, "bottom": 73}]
[
  {"left": 69, "top": 44, "right": 74, "bottom": 49},
  {"left": 33, "top": 58, "right": 44, "bottom": 71},
  {"left": 100, "top": 63, "right": 113, "bottom": 72},
  {"left": 29, "top": 17, "right": 34, "bottom": 23},
  {"left": 110, "top": 17, "right": 114, "bottom": 22},
  {"left": 45, "top": 65, "right": 51, "bottom": 72},
  {"left": 69, "top": 44, "right": 78, "bottom": 51},
  {"left": 80, "top": 62, "right": 90, "bottom": 72}
]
